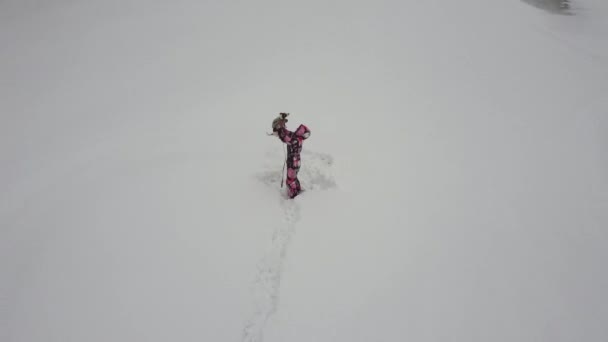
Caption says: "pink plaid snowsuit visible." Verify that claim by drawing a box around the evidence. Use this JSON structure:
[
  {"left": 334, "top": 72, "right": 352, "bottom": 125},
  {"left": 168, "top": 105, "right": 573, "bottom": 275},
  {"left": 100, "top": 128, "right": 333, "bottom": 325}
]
[{"left": 276, "top": 124, "right": 311, "bottom": 198}]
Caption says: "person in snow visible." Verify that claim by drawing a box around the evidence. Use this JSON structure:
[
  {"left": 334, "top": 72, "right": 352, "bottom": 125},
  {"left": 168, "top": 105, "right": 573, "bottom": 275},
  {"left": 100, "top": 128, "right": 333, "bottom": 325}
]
[{"left": 272, "top": 113, "right": 311, "bottom": 199}]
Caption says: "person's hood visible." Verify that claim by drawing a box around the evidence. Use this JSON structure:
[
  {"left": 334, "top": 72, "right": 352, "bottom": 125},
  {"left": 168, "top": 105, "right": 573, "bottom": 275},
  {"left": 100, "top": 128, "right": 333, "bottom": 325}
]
[{"left": 295, "top": 124, "right": 311, "bottom": 140}]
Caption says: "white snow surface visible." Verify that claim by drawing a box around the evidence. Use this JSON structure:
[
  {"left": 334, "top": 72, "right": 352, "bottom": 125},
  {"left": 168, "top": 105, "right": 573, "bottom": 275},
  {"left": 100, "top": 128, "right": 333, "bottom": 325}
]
[{"left": 1, "top": 1, "right": 607, "bottom": 341}]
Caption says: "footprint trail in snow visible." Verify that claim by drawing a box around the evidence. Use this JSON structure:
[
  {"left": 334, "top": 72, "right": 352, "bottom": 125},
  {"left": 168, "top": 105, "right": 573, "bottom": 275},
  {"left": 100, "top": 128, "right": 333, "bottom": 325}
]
[
  {"left": 242, "top": 200, "right": 300, "bottom": 342},
  {"left": 244, "top": 149, "right": 336, "bottom": 342}
]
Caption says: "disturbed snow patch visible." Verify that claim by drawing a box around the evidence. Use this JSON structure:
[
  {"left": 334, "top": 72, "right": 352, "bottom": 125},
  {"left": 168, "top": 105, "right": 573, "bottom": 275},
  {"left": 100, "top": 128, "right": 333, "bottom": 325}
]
[{"left": 255, "top": 148, "right": 337, "bottom": 195}]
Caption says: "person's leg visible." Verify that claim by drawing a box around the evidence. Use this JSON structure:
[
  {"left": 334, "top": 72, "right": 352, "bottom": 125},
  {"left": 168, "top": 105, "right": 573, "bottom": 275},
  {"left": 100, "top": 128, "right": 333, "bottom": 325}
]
[
  {"left": 293, "top": 178, "right": 301, "bottom": 197},
  {"left": 292, "top": 155, "right": 302, "bottom": 195},
  {"left": 294, "top": 167, "right": 301, "bottom": 192},
  {"left": 286, "top": 167, "right": 298, "bottom": 198}
]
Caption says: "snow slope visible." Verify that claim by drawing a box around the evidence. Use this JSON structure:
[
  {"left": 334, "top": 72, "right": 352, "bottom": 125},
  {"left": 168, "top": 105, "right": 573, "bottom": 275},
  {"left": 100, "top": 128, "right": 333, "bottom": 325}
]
[{"left": 1, "top": 1, "right": 607, "bottom": 341}]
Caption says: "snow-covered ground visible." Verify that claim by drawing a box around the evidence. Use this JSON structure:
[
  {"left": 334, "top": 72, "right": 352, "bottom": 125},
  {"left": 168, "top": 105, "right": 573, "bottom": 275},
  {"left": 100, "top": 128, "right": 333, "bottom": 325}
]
[{"left": 2, "top": 1, "right": 607, "bottom": 341}]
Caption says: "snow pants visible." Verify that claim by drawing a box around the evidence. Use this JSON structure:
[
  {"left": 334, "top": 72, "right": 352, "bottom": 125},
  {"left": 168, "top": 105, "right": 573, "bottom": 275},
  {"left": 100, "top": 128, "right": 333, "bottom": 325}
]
[
  {"left": 285, "top": 154, "right": 302, "bottom": 198},
  {"left": 286, "top": 167, "right": 301, "bottom": 198}
]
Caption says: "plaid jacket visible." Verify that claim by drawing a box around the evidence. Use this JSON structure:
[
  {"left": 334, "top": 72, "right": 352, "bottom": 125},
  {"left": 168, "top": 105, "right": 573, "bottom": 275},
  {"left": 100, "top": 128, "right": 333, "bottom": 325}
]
[{"left": 276, "top": 124, "right": 311, "bottom": 168}]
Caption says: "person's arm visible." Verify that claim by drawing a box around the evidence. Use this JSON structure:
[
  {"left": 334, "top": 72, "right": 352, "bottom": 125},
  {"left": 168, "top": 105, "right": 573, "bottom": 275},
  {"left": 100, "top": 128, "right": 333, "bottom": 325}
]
[{"left": 277, "top": 127, "right": 296, "bottom": 144}]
